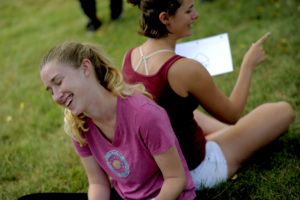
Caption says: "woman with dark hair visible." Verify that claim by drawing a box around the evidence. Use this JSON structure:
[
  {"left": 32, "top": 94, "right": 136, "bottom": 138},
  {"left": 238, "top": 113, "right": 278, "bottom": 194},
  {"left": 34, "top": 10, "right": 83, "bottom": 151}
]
[{"left": 122, "top": 0, "right": 295, "bottom": 190}]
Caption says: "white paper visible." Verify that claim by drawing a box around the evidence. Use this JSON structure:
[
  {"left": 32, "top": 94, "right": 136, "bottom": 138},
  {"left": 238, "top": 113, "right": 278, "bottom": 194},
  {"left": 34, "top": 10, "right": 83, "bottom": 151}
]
[{"left": 175, "top": 33, "right": 233, "bottom": 76}]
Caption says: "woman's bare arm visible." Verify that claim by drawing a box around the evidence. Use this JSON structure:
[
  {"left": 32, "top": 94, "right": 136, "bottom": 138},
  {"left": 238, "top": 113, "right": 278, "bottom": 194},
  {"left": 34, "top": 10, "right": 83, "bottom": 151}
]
[
  {"left": 81, "top": 156, "right": 111, "bottom": 200},
  {"left": 152, "top": 145, "right": 187, "bottom": 200},
  {"left": 168, "top": 33, "right": 270, "bottom": 124}
]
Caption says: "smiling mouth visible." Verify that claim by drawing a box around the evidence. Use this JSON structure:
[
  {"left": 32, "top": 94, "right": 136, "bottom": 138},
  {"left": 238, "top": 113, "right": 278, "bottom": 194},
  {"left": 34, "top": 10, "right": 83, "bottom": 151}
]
[
  {"left": 66, "top": 99, "right": 72, "bottom": 107},
  {"left": 65, "top": 95, "right": 73, "bottom": 108}
]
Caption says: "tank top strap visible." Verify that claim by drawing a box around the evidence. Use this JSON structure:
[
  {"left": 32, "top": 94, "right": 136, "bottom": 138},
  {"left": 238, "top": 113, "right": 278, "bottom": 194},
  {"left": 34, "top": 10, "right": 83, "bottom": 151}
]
[
  {"left": 161, "top": 54, "right": 184, "bottom": 81},
  {"left": 134, "top": 46, "right": 174, "bottom": 75}
]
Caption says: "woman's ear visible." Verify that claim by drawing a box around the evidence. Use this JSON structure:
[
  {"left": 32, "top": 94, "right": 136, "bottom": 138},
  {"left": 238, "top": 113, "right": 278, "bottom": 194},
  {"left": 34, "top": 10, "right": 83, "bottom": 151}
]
[
  {"left": 81, "top": 59, "right": 93, "bottom": 77},
  {"left": 159, "top": 12, "right": 169, "bottom": 25}
]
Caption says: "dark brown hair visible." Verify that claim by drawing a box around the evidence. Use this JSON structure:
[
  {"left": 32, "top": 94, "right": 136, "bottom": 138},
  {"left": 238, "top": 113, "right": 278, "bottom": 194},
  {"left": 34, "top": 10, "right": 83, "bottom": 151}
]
[{"left": 127, "top": 0, "right": 182, "bottom": 38}]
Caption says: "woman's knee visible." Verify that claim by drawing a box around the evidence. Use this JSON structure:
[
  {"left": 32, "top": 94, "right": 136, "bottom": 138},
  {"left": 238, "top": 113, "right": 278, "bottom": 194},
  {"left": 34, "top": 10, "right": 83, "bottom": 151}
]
[
  {"left": 271, "top": 101, "right": 295, "bottom": 123},
  {"left": 260, "top": 101, "right": 294, "bottom": 122},
  {"left": 279, "top": 101, "right": 294, "bottom": 122}
]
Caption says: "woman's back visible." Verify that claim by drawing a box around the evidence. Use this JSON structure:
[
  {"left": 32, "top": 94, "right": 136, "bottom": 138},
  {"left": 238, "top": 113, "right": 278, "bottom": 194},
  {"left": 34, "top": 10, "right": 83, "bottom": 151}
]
[{"left": 122, "top": 47, "right": 207, "bottom": 170}]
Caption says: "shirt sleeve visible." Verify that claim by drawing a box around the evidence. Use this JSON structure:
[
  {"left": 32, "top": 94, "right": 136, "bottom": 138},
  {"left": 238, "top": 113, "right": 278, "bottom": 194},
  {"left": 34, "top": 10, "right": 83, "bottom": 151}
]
[
  {"left": 72, "top": 139, "right": 92, "bottom": 157},
  {"left": 137, "top": 102, "right": 177, "bottom": 156}
]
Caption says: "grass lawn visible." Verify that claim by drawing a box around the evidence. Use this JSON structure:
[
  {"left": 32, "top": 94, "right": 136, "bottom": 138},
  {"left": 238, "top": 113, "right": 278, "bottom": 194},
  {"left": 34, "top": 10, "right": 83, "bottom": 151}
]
[{"left": 0, "top": 0, "right": 299, "bottom": 199}]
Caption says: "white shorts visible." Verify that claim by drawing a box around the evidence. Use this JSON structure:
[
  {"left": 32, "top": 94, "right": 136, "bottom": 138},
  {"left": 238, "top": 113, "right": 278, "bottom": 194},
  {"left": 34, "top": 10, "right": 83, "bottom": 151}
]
[{"left": 190, "top": 141, "right": 228, "bottom": 190}]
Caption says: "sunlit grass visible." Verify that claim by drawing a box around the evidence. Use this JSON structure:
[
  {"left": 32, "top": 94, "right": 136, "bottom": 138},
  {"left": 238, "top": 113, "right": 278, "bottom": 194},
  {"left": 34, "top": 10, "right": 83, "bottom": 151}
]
[{"left": 0, "top": 0, "right": 299, "bottom": 199}]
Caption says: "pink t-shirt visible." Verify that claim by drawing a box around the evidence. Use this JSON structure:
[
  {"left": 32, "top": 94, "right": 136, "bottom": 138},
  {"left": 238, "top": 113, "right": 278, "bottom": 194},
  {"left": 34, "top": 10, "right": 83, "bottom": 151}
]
[{"left": 73, "top": 93, "right": 196, "bottom": 200}]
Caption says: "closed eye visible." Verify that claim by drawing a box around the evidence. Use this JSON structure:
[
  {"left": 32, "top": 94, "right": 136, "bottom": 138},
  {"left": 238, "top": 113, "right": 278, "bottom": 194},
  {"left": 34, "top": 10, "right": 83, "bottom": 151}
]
[
  {"left": 54, "top": 77, "right": 62, "bottom": 86},
  {"left": 186, "top": 4, "right": 194, "bottom": 13}
]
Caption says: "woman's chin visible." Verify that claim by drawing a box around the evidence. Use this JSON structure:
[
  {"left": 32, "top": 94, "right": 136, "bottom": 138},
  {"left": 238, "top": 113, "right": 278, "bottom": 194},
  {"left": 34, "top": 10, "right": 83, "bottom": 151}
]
[
  {"left": 70, "top": 109, "right": 80, "bottom": 117},
  {"left": 186, "top": 31, "right": 192, "bottom": 37}
]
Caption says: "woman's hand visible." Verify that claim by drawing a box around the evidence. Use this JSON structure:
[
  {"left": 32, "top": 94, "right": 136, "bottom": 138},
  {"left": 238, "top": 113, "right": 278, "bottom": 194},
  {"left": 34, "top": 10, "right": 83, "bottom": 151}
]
[{"left": 242, "top": 32, "right": 270, "bottom": 70}]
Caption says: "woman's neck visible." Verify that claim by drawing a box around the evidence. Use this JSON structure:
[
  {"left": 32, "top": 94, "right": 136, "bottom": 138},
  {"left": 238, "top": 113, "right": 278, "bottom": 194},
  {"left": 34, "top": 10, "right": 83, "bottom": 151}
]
[
  {"left": 145, "top": 36, "right": 177, "bottom": 51},
  {"left": 86, "top": 89, "right": 117, "bottom": 143},
  {"left": 84, "top": 85, "right": 117, "bottom": 124}
]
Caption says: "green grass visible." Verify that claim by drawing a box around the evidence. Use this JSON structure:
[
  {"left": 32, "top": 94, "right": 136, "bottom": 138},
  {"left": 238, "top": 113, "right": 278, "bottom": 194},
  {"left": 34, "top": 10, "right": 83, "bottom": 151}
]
[{"left": 0, "top": 0, "right": 299, "bottom": 199}]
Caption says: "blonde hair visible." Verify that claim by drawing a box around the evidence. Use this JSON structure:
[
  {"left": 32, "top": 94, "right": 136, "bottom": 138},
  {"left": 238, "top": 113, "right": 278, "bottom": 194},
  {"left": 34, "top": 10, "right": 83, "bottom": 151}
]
[{"left": 40, "top": 42, "right": 151, "bottom": 145}]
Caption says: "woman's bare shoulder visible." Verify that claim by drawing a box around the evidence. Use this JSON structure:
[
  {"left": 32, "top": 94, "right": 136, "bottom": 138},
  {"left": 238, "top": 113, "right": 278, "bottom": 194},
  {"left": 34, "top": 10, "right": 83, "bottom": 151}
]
[{"left": 168, "top": 57, "right": 210, "bottom": 80}]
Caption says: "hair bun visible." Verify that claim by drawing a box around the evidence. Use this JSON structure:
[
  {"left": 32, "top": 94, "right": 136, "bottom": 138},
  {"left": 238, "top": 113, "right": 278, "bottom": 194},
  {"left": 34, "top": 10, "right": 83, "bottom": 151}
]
[{"left": 126, "top": 0, "right": 141, "bottom": 6}]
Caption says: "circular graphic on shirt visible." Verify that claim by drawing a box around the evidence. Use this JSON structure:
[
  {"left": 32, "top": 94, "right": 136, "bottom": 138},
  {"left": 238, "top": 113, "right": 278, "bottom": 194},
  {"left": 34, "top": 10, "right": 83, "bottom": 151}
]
[{"left": 105, "top": 150, "right": 130, "bottom": 178}]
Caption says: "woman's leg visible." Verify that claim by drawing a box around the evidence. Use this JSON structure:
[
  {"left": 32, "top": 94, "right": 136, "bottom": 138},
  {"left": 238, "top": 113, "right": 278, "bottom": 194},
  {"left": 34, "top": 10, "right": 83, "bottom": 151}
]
[
  {"left": 206, "top": 101, "right": 294, "bottom": 177},
  {"left": 193, "top": 109, "right": 229, "bottom": 136}
]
